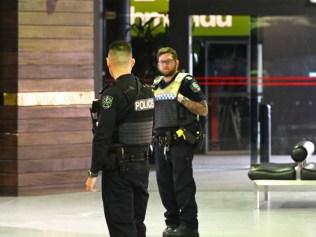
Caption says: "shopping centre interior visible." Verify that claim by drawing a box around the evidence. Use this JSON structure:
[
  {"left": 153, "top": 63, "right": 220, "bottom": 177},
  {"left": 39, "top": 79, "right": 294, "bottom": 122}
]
[{"left": 1, "top": 0, "right": 316, "bottom": 236}]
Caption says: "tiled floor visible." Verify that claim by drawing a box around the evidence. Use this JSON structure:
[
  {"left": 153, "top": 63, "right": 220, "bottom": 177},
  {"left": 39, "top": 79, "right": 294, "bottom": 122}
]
[{"left": 1, "top": 155, "right": 316, "bottom": 237}]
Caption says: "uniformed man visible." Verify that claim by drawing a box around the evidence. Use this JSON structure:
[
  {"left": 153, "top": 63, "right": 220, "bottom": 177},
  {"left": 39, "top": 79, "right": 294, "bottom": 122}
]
[
  {"left": 85, "top": 40, "right": 154, "bottom": 237},
  {"left": 153, "top": 47, "right": 208, "bottom": 237}
]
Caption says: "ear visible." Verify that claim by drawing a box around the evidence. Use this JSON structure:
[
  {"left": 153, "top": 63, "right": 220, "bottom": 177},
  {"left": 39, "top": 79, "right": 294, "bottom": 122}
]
[
  {"left": 106, "top": 57, "right": 110, "bottom": 67},
  {"left": 131, "top": 58, "right": 136, "bottom": 68},
  {"left": 175, "top": 59, "right": 180, "bottom": 70}
]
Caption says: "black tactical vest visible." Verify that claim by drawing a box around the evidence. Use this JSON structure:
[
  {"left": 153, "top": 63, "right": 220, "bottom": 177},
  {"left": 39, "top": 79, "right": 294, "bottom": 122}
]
[
  {"left": 153, "top": 73, "right": 197, "bottom": 129},
  {"left": 116, "top": 78, "right": 154, "bottom": 145}
]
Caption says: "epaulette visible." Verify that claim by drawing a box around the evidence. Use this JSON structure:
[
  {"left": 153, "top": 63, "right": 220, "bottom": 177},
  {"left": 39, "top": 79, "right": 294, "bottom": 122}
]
[
  {"left": 152, "top": 76, "right": 163, "bottom": 90},
  {"left": 185, "top": 74, "right": 193, "bottom": 80},
  {"left": 174, "top": 72, "right": 191, "bottom": 83}
]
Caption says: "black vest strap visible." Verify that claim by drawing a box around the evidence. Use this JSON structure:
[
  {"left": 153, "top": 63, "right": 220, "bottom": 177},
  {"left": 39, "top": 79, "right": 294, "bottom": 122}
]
[{"left": 116, "top": 78, "right": 141, "bottom": 125}]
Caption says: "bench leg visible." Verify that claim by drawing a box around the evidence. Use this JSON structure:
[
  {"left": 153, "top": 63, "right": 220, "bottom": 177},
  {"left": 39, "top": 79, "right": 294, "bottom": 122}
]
[
  {"left": 263, "top": 185, "right": 270, "bottom": 207},
  {"left": 254, "top": 184, "right": 270, "bottom": 209},
  {"left": 264, "top": 185, "right": 269, "bottom": 202},
  {"left": 254, "top": 184, "right": 260, "bottom": 209}
]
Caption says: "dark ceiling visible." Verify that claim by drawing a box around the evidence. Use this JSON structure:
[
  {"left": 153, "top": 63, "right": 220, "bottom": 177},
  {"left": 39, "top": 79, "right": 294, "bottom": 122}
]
[{"left": 185, "top": 0, "right": 316, "bottom": 16}]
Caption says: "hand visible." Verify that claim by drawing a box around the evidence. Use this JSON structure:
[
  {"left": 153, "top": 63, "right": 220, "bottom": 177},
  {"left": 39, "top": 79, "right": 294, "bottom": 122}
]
[
  {"left": 85, "top": 177, "right": 97, "bottom": 192},
  {"left": 177, "top": 93, "right": 184, "bottom": 103}
]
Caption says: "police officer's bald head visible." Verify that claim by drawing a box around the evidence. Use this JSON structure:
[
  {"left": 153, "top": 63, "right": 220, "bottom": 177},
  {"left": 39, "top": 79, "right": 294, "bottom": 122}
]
[
  {"left": 106, "top": 40, "right": 135, "bottom": 79},
  {"left": 107, "top": 40, "right": 133, "bottom": 66}
]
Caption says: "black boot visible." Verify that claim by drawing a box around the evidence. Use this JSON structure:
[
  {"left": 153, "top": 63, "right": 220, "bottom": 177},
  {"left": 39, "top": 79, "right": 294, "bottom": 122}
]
[
  {"left": 168, "top": 225, "right": 199, "bottom": 237},
  {"left": 163, "top": 225, "right": 178, "bottom": 237}
]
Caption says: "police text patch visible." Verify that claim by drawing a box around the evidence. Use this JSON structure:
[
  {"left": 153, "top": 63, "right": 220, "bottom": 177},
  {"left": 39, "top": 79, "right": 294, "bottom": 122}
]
[
  {"left": 102, "top": 96, "right": 113, "bottom": 109},
  {"left": 135, "top": 98, "right": 154, "bottom": 111}
]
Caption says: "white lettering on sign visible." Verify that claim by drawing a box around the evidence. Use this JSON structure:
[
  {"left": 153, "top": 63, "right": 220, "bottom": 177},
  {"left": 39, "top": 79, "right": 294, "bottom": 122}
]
[
  {"left": 135, "top": 98, "right": 154, "bottom": 111},
  {"left": 131, "top": 6, "right": 232, "bottom": 28},
  {"left": 131, "top": 6, "right": 169, "bottom": 27},
  {"left": 193, "top": 15, "right": 232, "bottom": 28}
]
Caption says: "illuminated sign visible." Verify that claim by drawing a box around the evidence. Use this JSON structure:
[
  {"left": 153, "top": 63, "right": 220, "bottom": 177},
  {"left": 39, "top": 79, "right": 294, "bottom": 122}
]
[{"left": 131, "top": 0, "right": 250, "bottom": 36}]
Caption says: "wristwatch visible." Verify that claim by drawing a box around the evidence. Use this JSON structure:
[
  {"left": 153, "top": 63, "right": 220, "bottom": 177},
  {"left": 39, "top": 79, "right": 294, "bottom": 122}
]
[{"left": 88, "top": 170, "right": 98, "bottom": 177}]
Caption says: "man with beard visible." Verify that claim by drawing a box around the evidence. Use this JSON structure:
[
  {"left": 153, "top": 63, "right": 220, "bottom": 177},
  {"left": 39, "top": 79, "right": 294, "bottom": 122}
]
[{"left": 152, "top": 47, "right": 208, "bottom": 237}]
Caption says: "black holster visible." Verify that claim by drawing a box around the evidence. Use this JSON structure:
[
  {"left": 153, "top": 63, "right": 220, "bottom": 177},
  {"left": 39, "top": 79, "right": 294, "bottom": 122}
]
[
  {"left": 90, "top": 99, "right": 100, "bottom": 134},
  {"left": 115, "top": 146, "right": 127, "bottom": 173},
  {"left": 181, "top": 128, "right": 197, "bottom": 145},
  {"left": 110, "top": 145, "right": 149, "bottom": 173}
]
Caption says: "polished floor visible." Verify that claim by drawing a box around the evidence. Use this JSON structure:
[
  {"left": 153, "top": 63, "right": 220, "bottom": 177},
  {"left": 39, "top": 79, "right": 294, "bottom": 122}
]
[{"left": 1, "top": 155, "right": 316, "bottom": 237}]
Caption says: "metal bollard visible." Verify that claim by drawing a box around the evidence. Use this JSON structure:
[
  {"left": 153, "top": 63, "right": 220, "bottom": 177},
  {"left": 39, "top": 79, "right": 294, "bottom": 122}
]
[{"left": 259, "top": 104, "right": 271, "bottom": 163}]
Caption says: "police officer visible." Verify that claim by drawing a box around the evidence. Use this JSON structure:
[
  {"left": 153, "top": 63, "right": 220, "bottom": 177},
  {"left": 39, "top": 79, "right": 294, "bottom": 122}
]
[
  {"left": 153, "top": 47, "right": 208, "bottom": 237},
  {"left": 85, "top": 41, "right": 154, "bottom": 237}
]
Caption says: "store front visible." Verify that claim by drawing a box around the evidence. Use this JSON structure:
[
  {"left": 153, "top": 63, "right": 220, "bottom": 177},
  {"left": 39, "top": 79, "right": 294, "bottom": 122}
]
[{"left": 128, "top": 0, "right": 316, "bottom": 162}]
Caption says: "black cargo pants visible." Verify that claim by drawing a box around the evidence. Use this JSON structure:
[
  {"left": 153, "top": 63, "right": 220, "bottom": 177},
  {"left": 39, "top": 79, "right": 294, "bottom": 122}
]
[
  {"left": 154, "top": 139, "right": 198, "bottom": 229},
  {"left": 102, "top": 159, "right": 150, "bottom": 237}
]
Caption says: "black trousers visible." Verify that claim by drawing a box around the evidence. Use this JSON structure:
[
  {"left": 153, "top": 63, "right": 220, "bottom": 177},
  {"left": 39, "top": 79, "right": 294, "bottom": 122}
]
[
  {"left": 102, "top": 160, "right": 149, "bottom": 237},
  {"left": 154, "top": 140, "right": 198, "bottom": 229}
]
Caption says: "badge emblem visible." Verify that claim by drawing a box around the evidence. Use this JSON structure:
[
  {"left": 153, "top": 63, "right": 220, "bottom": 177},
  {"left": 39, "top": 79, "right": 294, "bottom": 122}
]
[
  {"left": 102, "top": 96, "right": 113, "bottom": 109},
  {"left": 190, "top": 82, "right": 201, "bottom": 92}
]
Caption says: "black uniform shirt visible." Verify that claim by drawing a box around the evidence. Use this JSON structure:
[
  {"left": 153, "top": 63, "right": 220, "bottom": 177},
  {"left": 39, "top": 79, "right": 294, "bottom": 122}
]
[
  {"left": 159, "top": 72, "right": 206, "bottom": 102},
  {"left": 91, "top": 74, "right": 139, "bottom": 173}
]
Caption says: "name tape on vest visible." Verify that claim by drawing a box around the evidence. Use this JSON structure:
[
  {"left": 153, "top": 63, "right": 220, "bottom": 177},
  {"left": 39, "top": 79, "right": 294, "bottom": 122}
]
[{"left": 135, "top": 98, "right": 154, "bottom": 111}]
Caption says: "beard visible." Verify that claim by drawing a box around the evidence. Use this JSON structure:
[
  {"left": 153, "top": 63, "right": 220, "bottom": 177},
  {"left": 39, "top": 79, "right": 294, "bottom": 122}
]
[{"left": 160, "top": 67, "right": 177, "bottom": 77}]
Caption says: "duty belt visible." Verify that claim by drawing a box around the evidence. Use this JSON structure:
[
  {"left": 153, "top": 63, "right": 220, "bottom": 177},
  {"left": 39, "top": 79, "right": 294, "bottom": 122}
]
[
  {"left": 123, "top": 150, "right": 148, "bottom": 162},
  {"left": 155, "top": 128, "right": 198, "bottom": 146},
  {"left": 110, "top": 145, "right": 148, "bottom": 162}
]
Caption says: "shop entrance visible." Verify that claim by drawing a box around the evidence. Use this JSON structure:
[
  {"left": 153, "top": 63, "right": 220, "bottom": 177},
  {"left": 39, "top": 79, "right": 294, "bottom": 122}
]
[{"left": 203, "top": 41, "right": 250, "bottom": 152}]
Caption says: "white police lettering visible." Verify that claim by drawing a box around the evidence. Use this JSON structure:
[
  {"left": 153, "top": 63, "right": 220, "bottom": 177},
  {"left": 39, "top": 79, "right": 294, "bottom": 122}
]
[{"left": 135, "top": 98, "right": 154, "bottom": 111}]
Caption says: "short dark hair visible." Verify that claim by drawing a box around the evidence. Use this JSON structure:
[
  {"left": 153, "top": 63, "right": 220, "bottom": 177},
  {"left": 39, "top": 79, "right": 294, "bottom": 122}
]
[
  {"left": 108, "top": 40, "right": 132, "bottom": 55},
  {"left": 156, "top": 47, "right": 178, "bottom": 61}
]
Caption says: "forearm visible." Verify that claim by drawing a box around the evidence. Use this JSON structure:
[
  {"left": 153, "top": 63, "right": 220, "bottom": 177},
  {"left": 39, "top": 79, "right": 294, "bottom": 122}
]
[
  {"left": 90, "top": 101, "right": 116, "bottom": 173},
  {"left": 177, "top": 94, "right": 208, "bottom": 116},
  {"left": 90, "top": 125, "right": 112, "bottom": 173}
]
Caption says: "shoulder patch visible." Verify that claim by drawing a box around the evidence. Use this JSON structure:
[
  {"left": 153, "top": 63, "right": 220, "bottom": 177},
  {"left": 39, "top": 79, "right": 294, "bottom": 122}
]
[
  {"left": 102, "top": 95, "right": 114, "bottom": 109},
  {"left": 190, "top": 81, "right": 201, "bottom": 92}
]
